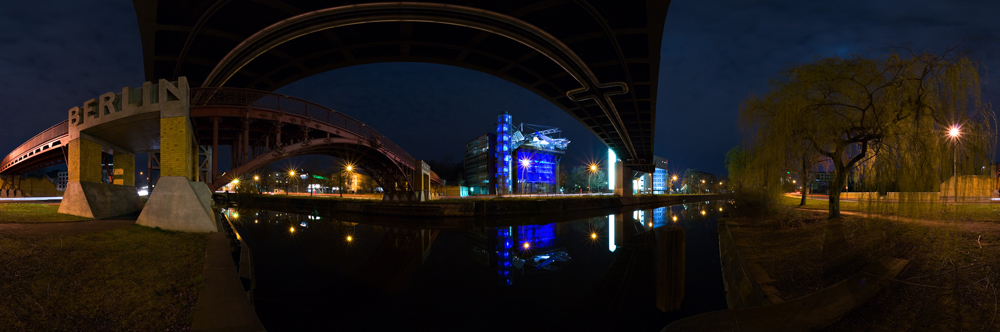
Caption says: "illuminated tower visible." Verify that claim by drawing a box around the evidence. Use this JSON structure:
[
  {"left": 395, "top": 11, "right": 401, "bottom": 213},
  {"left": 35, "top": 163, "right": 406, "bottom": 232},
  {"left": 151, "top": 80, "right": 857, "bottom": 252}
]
[{"left": 495, "top": 112, "right": 512, "bottom": 195}]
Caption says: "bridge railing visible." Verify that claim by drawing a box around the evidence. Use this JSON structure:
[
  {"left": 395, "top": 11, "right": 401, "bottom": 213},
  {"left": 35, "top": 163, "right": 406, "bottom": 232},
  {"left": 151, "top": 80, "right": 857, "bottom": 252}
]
[
  {"left": 191, "top": 88, "right": 417, "bottom": 168},
  {"left": 1, "top": 120, "right": 68, "bottom": 172}
]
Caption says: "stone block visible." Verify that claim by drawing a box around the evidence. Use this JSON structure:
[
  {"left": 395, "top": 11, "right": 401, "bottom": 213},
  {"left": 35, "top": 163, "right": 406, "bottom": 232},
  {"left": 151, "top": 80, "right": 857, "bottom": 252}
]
[
  {"left": 58, "top": 181, "right": 143, "bottom": 219},
  {"left": 136, "top": 176, "right": 217, "bottom": 232}
]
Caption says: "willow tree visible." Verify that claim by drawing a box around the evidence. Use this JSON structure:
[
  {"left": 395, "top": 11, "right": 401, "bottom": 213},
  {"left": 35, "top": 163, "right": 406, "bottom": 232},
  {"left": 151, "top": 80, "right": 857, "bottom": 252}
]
[{"left": 741, "top": 50, "right": 994, "bottom": 219}]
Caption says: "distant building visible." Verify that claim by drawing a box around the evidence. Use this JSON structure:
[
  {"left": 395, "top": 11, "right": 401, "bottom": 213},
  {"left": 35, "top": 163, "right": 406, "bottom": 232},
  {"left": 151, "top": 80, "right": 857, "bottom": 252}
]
[
  {"left": 463, "top": 111, "right": 570, "bottom": 196},
  {"left": 56, "top": 171, "right": 68, "bottom": 191},
  {"left": 650, "top": 156, "right": 669, "bottom": 194}
]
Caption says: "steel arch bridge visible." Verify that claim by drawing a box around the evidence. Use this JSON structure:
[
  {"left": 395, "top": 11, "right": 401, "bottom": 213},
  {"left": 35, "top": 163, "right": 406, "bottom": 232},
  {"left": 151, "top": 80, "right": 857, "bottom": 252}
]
[
  {"left": 0, "top": 88, "right": 438, "bottom": 196},
  {"left": 190, "top": 88, "right": 439, "bottom": 193}
]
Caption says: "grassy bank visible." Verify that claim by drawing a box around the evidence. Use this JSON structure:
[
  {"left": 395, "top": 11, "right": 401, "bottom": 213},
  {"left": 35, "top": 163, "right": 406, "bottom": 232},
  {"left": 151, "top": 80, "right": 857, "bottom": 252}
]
[
  {"left": 0, "top": 203, "right": 90, "bottom": 223},
  {"left": 0, "top": 225, "right": 207, "bottom": 331},
  {"left": 729, "top": 205, "right": 1000, "bottom": 331}
]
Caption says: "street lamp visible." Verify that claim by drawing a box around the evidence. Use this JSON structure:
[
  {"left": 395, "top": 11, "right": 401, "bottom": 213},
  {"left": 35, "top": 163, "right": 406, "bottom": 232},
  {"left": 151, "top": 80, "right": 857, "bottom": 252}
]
[
  {"left": 288, "top": 170, "right": 296, "bottom": 194},
  {"left": 587, "top": 164, "right": 598, "bottom": 194},
  {"left": 949, "top": 125, "right": 961, "bottom": 202}
]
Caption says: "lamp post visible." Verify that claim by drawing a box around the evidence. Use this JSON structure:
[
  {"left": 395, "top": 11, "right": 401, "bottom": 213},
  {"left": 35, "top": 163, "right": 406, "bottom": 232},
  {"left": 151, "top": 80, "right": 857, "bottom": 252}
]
[
  {"left": 288, "top": 170, "right": 296, "bottom": 195},
  {"left": 341, "top": 164, "right": 353, "bottom": 198},
  {"left": 949, "top": 126, "right": 961, "bottom": 202},
  {"left": 588, "top": 164, "right": 598, "bottom": 194}
]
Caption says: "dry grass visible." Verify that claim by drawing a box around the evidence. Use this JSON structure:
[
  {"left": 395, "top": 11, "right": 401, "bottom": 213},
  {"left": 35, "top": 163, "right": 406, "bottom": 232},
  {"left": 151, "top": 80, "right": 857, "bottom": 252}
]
[
  {"left": 0, "top": 225, "right": 207, "bottom": 331},
  {"left": 730, "top": 207, "right": 1000, "bottom": 331},
  {"left": 0, "top": 203, "right": 90, "bottom": 223}
]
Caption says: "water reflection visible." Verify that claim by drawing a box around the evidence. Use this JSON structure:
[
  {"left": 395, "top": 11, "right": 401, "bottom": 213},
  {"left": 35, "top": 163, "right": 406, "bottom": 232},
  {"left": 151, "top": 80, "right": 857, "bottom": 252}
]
[{"left": 225, "top": 200, "right": 731, "bottom": 331}]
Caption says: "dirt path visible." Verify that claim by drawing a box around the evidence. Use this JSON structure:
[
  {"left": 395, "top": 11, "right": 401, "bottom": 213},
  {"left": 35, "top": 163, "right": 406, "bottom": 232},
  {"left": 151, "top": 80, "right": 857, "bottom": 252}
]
[{"left": 0, "top": 212, "right": 139, "bottom": 236}]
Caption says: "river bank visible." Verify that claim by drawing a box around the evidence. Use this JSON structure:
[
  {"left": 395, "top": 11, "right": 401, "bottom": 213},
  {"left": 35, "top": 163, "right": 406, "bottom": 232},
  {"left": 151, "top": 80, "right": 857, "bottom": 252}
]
[{"left": 232, "top": 193, "right": 730, "bottom": 218}]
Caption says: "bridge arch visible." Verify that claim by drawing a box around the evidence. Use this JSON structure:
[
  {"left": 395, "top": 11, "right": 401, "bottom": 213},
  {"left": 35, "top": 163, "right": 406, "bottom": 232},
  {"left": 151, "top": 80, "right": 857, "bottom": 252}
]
[
  {"left": 190, "top": 88, "right": 438, "bottom": 195},
  {"left": 135, "top": 0, "right": 667, "bottom": 171}
]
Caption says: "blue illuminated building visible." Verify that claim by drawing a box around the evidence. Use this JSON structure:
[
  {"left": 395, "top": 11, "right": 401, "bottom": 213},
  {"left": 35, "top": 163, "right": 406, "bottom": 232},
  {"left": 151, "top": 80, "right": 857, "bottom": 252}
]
[{"left": 463, "top": 112, "right": 570, "bottom": 195}]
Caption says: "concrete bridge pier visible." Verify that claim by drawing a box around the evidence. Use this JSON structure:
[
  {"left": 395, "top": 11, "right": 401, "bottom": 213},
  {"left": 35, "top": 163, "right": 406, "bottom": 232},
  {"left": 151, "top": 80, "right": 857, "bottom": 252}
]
[
  {"left": 383, "top": 160, "right": 433, "bottom": 202},
  {"left": 58, "top": 137, "right": 143, "bottom": 219},
  {"left": 615, "top": 162, "right": 634, "bottom": 197},
  {"left": 136, "top": 95, "right": 217, "bottom": 232}
]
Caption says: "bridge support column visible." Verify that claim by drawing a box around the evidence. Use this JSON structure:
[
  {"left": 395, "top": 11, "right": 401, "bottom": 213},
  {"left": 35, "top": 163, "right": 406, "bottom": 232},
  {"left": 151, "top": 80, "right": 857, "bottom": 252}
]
[
  {"left": 59, "top": 138, "right": 143, "bottom": 219},
  {"left": 112, "top": 151, "right": 134, "bottom": 186},
  {"left": 137, "top": 81, "right": 217, "bottom": 232},
  {"left": 615, "top": 162, "right": 633, "bottom": 197},
  {"left": 413, "top": 160, "right": 431, "bottom": 201}
]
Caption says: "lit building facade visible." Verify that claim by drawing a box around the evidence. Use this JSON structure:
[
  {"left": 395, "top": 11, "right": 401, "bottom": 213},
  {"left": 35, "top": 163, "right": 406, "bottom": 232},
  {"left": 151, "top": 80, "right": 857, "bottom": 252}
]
[{"left": 463, "top": 111, "right": 570, "bottom": 195}]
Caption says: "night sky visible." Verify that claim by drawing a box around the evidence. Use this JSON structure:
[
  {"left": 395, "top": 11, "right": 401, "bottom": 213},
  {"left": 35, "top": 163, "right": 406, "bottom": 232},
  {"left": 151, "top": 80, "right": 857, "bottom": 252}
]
[{"left": 1, "top": 1, "right": 997, "bottom": 177}]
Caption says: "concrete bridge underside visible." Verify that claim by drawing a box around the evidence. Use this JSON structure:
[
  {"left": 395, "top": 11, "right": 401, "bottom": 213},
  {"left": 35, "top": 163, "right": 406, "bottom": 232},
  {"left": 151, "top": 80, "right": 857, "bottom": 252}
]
[{"left": 134, "top": 0, "right": 670, "bottom": 172}]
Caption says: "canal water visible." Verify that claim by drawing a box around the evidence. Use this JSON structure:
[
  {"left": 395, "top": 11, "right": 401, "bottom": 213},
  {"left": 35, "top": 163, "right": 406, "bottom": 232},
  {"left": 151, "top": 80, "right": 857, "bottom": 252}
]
[{"left": 228, "top": 201, "right": 729, "bottom": 331}]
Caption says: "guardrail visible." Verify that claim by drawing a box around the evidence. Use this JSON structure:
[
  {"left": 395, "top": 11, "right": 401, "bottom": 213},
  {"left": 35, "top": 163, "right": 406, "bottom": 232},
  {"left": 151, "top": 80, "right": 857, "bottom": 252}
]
[
  {"left": 191, "top": 88, "right": 416, "bottom": 167},
  {"left": 1, "top": 120, "right": 69, "bottom": 172}
]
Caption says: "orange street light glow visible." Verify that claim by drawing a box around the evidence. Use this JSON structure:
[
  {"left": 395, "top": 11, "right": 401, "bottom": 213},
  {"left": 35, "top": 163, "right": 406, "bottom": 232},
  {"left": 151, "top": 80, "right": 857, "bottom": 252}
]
[
  {"left": 672, "top": 216, "right": 678, "bottom": 222},
  {"left": 347, "top": 235, "right": 353, "bottom": 242},
  {"left": 289, "top": 227, "right": 295, "bottom": 233},
  {"left": 591, "top": 232, "right": 597, "bottom": 239},
  {"left": 523, "top": 242, "right": 530, "bottom": 249},
  {"left": 949, "top": 126, "right": 961, "bottom": 138}
]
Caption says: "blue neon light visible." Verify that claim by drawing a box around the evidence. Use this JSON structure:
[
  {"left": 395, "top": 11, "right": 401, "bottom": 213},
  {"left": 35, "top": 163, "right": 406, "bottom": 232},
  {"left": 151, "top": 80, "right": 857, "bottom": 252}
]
[{"left": 516, "top": 150, "right": 557, "bottom": 185}]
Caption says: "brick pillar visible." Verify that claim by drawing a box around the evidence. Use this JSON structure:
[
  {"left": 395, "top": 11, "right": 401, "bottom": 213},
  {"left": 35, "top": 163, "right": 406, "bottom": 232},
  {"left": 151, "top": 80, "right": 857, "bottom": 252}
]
[
  {"left": 67, "top": 138, "right": 103, "bottom": 183},
  {"left": 113, "top": 151, "right": 135, "bottom": 186},
  {"left": 160, "top": 115, "right": 195, "bottom": 180}
]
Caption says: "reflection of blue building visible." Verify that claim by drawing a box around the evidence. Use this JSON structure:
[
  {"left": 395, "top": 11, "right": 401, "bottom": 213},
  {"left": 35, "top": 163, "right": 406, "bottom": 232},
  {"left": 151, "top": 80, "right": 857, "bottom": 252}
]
[
  {"left": 463, "top": 112, "right": 570, "bottom": 195},
  {"left": 466, "top": 223, "right": 564, "bottom": 286},
  {"left": 518, "top": 224, "right": 558, "bottom": 251}
]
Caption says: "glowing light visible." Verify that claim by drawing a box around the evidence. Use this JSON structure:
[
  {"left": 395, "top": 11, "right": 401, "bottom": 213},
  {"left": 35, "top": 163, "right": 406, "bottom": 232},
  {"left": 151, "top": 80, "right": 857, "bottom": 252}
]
[
  {"left": 608, "top": 149, "right": 616, "bottom": 191},
  {"left": 523, "top": 242, "right": 530, "bottom": 249},
  {"left": 672, "top": 175, "right": 678, "bottom": 181},
  {"left": 949, "top": 126, "right": 961, "bottom": 138},
  {"left": 719, "top": 207, "right": 723, "bottom": 211},
  {"left": 254, "top": 175, "right": 260, "bottom": 181},
  {"left": 792, "top": 180, "right": 796, "bottom": 184},
  {"left": 701, "top": 180, "right": 705, "bottom": 183},
  {"left": 289, "top": 227, "right": 295, "bottom": 233},
  {"left": 232, "top": 179, "right": 239, "bottom": 185},
  {"left": 289, "top": 170, "right": 296, "bottom": 176},
  {"left": 590, "top": 232, "right": 597, "bottom": 239},
  {"left": 137, "top": 189, "right": 149, "bottom": 196},
  {"left": 346, "top": 165, "right": 353, "bottom": 172},
  {"left": 254, "top": 219, "right": 258, "bottom": 223},
  {"left": 701, "top": 210, "right": 706, "bottom": 215},
  {"left": 648, "top": 222, "right": 653, "bottom": 228},
  {"left": 233, "top": 212, "right": 239, "bottom": 219},
  {"left": 347, "top": 235, "right": 353, "bottom": 242},
  {"left": 520, "top": 159, "right": 532, "bottom": 167},
  {"left": 672, "top": 216, "right": 678, "bottom": 222},
  {"left": 590, "top": 164, "right": 597, "bottom": 172}
]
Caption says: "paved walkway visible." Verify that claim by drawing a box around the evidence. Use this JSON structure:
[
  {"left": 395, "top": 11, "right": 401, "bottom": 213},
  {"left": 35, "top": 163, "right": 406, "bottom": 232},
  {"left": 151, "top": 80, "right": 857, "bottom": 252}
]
[
  {"left": 795, "top": 207, "right": 1000, "bottom": 233},
  {"left": 663, "top": 257, "right": 908, "bottom": 332},
  {"left": 0, "top": 212, "right": 139, "bottom": 236}
]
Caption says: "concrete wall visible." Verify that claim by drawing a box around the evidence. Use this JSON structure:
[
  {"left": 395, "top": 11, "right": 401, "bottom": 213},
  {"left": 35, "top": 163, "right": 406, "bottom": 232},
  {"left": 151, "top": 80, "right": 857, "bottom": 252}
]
[
  {"left": 940, "top": 175, "right": 996, "bottom": 199},
  {"left": 0, "top": 177, "right": 63, "bottom": 197},
  {"left": 719, "top": 220, "right": 770, "bottom": 309}
]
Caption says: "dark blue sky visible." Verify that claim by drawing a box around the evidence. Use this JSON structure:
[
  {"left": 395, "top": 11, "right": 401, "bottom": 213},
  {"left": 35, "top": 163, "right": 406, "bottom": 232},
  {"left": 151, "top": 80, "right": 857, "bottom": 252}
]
[{"left": 1, "top": 1, "right": 997, "bottom": 176}]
